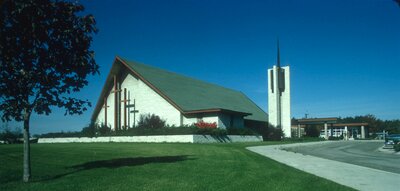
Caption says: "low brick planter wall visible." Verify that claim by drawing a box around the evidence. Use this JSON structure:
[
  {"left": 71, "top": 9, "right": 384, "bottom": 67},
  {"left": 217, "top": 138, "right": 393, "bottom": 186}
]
[{"left": 38, "top": 135, "right": 262, "bottom": 143}]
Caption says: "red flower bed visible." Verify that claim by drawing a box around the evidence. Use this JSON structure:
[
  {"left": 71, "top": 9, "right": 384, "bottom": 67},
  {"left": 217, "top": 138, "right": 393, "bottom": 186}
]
[{"left": 194, "top": 120, "right": 217, "bottom": 129}]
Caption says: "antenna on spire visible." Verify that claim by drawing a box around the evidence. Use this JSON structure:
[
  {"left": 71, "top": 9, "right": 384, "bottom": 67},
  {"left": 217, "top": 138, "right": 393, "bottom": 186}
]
[{"left": 277, "top": 38, "right": 281, "bottom": 68}]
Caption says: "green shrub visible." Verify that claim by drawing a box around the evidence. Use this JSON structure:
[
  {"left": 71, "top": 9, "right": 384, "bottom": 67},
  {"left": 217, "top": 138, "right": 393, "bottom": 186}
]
[
  {"left": 305, "top": 125, "right": 319, "bottom": 137},
  {"left": 247, "top": 124, "right": 283, "bottom": 141},
  {"left": 37, "top": 119, "right": 261, "bottom": 138},
  {"left": 195, "top": 127, "right": 227, "bottom": 136},
  {"left": 328, "top": 136, "right": 341, "bottom": 140},
  {"left": 38, "top": 131, "right": 82, "bottom": 138},
  {"left": 267, "top": 127, "right": 284, "bottom": 141},
  {"left": 113, "top": 126, "right": 197, "bottom": 136},
  {"left": 81, "top": 121, "right": 96, "bottom": 137},
  {"left": 226, "top": 127, "right": 256, "bottom": 135},
  {"left": 137, "top": 114, "right": 166, "bottom": 129},
  {"left": 394, "top": 144, "right": 400, "bottom": 152},
  {"left": 38, "top": 122, "right": 110, "bottom": 138},
  {"left": 0, "top": 127, "right": 22, "bottom": 143},
  {"left": 97, "top": 123, "right": 111, "bottom": 136}
]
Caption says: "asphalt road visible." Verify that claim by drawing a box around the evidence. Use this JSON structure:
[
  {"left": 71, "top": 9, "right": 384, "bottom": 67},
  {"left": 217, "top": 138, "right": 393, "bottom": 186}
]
[{"left": 284, "top": 141, "right": 400, "bottom": 174}]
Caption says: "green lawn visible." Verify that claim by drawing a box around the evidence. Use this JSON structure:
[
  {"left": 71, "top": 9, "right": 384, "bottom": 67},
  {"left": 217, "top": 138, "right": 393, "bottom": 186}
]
[{"left": 0, "top": 142, "right": 353, "bottom": 191}]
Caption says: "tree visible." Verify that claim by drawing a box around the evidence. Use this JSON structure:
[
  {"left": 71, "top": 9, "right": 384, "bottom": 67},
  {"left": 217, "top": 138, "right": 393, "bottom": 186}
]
[
  {"left": 0, "top": 123, "right": 23, "bottom": 144},
  {"left": 305, "top": 124, "right": 320, "bottom": 137},
  {"left": 339, "top": 114, "right": 383, "bottom": 133},
  {"left": 137, "top": 114, "right": 166, "bottom": 129},
  {"left": 0, "top": 0, "right": 98, "bottom": 182}
]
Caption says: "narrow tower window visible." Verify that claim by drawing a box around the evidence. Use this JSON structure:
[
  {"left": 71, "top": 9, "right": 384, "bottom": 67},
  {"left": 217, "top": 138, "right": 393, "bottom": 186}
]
[
  {"left": 279, "top": 69, "right": 285, "bottom": 92},
  {"left": 270, "top": 70, "right": 274, "bottom": 93}
]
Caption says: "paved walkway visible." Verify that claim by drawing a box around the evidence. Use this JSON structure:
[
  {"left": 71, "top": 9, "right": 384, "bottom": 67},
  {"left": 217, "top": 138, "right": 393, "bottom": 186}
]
[{"left": 247, "top": 141, "right": 400, "bottom": 191}]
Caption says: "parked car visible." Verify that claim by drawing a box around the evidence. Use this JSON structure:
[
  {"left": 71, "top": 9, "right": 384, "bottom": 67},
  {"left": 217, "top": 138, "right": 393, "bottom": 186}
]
[{"left": 384, "top": 134, "right": 400, "bottom": 148}]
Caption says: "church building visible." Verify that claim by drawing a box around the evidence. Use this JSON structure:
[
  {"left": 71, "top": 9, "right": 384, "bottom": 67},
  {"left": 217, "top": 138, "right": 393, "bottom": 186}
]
[{"left": 91, "top": 56, "right": 268, "bottom": 130}]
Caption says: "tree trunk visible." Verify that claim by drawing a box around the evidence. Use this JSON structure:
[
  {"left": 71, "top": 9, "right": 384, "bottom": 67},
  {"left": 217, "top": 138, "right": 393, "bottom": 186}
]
[{"left": 23, "top": 111, "right": 31, "bottom": 182}]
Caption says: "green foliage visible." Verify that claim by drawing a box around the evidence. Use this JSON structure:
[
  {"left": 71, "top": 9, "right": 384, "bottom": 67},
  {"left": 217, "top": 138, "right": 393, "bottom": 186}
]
[
  {"left": 81, "top": 121, "right": 96, "bottom": 137},
  {"left": 195, "top": 127, "right": 227, "bottom": 136},
  {"left": 112, "top": 126, "right": 197, "bottom": 136},
  {"left": 96, "top": 123, "right": 111, "bottom": 136},
  {"left": 338, "top": 114, "right": 400, "bottom": 134},
  {"left": 305, "top": 125, "right": 320, "bottom": 137},
  {"left": 137, "top": 114, "right": 166, "bottom": 129},
  {"left": 381, "top": 119, "right": 400, "bottom": 134},
  {"left": 38, "top": 122, "right": 110, "bottom": 138},
  {"left": 226, "top": 127, "right": 257, "bottom": 135},
  {"left": 80, "top": 121, "right": 111, "bottom": 137},
  {"left": 248, "top": 124, "right": 283, "bottom": 141},
  {"left": 293, "top": 114, "right": 400, "bottom": 136},
  {"left": 37, "top": 131, "right": 83, "bottom": 138},
  {"left": 328, "top": 136, "right": 342, "bottom": 140},
  {"left": 0, "top": 1, "right": 98, "bottom": 180},
  {"left": 0, "top": 127, "right": 23, "bottom": 143},
  {"left": 37, "top": 115, "right": 265, "bottom": 138},
  {"left": 394, "top": 144, "right": 400, "bottom": 152},
  {"left": 37, "top": 124, "right": 260, "bottom": 138},
  {"left": 266, "top": 126, "right": 284, "bottom": 141},
  {"left": 339, "top": 114, "right": 379, "bottom": 133},
  {"left": 0, "top": 0, "right": 99, "bottom": 122}
]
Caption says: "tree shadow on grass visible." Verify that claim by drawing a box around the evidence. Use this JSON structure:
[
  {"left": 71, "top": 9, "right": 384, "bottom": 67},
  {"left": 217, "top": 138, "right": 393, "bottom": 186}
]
[
  {"left": 71, "top": 155, "right": 193, "bottom": 170},
  {"left": 37, "top": 155, "right": 194, "bottom": 182}
]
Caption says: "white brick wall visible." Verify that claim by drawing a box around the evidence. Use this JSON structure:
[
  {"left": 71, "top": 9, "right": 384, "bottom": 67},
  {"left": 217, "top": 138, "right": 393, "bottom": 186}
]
[
  {"left": 182, "top": 116, "right": 197, "bottom": 126},
  {"left": 96, "top": 74, "right": 182, "bottom": 129}
]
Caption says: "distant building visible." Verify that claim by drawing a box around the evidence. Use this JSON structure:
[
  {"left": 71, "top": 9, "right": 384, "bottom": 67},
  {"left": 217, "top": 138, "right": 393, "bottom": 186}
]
[
  {"left": 91, "top": 56, "right": 268, "bottom": 130},
  {"left": 292, "top": 117, "right": 368, "bottom": 140}
]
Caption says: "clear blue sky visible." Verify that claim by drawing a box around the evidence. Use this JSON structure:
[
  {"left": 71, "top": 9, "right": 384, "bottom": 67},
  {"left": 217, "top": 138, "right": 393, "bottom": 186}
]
[{"left": 2, "top": 0, "right": 400, "bottom": 134}]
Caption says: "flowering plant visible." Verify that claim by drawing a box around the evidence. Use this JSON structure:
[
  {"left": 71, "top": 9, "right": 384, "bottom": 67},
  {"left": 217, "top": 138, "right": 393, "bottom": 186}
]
[{"left": 194, "top": 120, "right": 217, "bottom": 129}]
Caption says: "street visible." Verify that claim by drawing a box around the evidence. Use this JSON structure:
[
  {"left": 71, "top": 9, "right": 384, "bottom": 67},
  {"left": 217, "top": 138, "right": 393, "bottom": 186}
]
[{"left": 284, "top": 141, "right": 400, "bottom": 174}]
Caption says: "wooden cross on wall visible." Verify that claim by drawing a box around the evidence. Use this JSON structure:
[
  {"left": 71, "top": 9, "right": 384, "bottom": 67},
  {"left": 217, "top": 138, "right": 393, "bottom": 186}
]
[
  {"left": 127, "top": 99, "right": 138, "bottom": 127},
  {"left": 120, "top": 88, "right": 130, "bottom": 130}
]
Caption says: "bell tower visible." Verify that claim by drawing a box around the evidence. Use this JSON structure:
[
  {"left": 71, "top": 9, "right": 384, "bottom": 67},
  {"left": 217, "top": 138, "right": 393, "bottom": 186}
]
[{"left": 268, "top": 40, "right": 291, "bottom": 137}]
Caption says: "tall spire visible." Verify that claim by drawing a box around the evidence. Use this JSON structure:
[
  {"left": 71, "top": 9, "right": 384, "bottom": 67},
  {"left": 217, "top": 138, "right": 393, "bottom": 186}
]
[{"left": 277, "top": 38, "right": 281, "bottom": 68}]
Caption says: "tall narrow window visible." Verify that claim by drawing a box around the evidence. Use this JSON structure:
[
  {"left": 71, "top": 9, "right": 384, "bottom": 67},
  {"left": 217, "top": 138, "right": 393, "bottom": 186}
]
[
  {"left": 270, "top": 70, "right": 274, "bottom": 93},
  {"left": 279, "top": 69, "right": 285, "bottom": 92}
]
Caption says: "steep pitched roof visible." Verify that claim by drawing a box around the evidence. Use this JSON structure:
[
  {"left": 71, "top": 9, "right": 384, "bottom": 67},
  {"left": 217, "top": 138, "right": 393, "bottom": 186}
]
[{"left": 92, "top": 56, "right": 268, "bottom": 122}]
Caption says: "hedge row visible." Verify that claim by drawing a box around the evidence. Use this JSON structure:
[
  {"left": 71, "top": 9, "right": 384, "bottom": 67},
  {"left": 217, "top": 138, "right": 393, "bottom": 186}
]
[{"left": 38, "top": 126, "right": 259, "bottom": 138}]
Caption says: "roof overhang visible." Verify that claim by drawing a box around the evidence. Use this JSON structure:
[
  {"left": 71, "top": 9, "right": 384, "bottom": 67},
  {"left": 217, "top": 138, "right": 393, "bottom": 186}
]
[
  {"left": 333, "top": 123, "right": 368, "bottom": 127},
  {"left": 297, "top": 117, "right": 338, "bottom": 125}
]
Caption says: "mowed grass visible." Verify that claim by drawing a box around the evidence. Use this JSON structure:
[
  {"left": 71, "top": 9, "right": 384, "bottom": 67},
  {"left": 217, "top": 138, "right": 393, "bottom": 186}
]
[{"left": 0, "top": 142, "right": 353, "bottom": 191}]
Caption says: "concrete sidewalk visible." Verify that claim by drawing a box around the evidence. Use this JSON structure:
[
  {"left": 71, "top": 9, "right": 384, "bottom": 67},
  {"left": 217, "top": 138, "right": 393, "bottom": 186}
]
[{"left": 247, "top": 142, "right": 400, "bottom": 191}]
